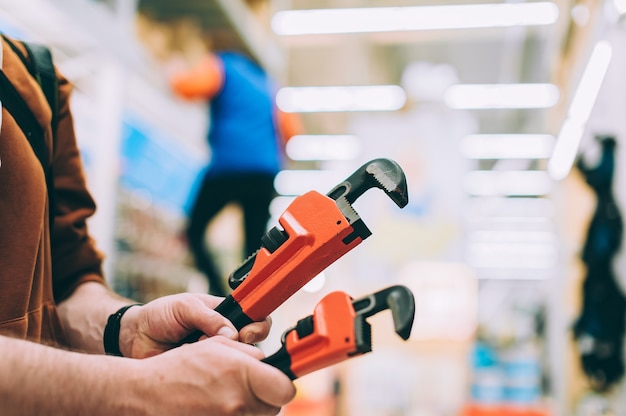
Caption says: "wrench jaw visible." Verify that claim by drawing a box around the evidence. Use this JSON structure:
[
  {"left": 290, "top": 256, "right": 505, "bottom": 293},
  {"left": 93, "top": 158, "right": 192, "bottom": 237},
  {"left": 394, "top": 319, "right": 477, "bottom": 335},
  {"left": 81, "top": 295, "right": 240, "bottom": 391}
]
[
  {"left": 379, "top": 285, "right": 415, "bottom": 340},
  {"left": 351, "top": 316, "right": 373, "bottom": 356},
  {"left": 328, "top": 158, "right": 408, "bottom": 245},
  {"left": 350, "top": 285, "right": 414, "bottom": 360},
  {"left": 326, "top": 158, "right": 409, "bottom": 208},
  {"left": 352, "top": 285, "right": 416, "bottom": 341},
  {"left": 335, "top": 198, "right": 373, "bottom": 244}
]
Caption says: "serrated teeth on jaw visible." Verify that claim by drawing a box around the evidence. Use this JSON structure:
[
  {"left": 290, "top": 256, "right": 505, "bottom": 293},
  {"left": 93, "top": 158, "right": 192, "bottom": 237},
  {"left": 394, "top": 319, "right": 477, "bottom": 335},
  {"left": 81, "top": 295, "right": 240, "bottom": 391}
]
[
  {"left": 366, "top": 164, "right": 395, "bottom": 192},
  {"left": 337, "top": 197, "right": 359, "bottom": 223}
]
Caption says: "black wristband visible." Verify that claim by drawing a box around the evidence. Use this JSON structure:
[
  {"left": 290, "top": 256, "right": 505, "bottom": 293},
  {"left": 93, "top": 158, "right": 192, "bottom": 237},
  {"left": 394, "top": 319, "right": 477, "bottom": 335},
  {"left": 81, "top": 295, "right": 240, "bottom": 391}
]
[{"left": 103, "top": 304, "right": 143, "bottom": 357}]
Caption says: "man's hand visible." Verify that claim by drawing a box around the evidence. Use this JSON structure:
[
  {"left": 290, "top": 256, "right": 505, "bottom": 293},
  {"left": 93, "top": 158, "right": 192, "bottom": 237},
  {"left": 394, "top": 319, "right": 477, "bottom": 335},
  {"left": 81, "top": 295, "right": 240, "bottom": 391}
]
[
  {"left": 57, "top": 282, "right": 270, "bottom": 357},
  {"left": 130, "top": 336, "right": 296, "bottom": 415},
  {"left": 119, "top": 293, "right": 271, "bottom": 358}
]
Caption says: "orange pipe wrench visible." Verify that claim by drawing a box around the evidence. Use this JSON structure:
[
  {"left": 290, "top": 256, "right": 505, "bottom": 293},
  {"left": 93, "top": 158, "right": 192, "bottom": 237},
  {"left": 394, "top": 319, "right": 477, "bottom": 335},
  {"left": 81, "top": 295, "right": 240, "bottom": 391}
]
[
  {"left": 262, "top": 285, "right": 415, "bottom": 380},
  {"left": 183, "top": 158, "right": 408, "bottom": 342}
]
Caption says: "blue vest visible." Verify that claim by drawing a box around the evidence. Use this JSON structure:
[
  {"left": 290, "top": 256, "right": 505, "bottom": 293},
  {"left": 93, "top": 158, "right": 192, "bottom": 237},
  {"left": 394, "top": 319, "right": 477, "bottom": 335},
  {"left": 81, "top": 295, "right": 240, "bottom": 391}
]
[{"left": 207, "top": 52, "right": 282, "bottom": 176}]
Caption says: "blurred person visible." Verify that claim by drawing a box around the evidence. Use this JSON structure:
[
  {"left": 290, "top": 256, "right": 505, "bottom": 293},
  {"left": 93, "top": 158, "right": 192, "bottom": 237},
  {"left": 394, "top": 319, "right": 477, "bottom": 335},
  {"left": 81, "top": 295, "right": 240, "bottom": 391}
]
[
  {"left": 170, "top": 50, "right": 302, "bottom": 296},
  {"left": 0, "top": 35, "right": 294, "bottom": 415}
]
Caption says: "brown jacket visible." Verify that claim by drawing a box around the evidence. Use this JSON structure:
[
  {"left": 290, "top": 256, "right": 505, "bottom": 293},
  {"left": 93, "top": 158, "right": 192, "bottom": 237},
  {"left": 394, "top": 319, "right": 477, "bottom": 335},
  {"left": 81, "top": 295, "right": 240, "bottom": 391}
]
[{"left": 0, "top": 37, "right": 105, "bottom": 347}]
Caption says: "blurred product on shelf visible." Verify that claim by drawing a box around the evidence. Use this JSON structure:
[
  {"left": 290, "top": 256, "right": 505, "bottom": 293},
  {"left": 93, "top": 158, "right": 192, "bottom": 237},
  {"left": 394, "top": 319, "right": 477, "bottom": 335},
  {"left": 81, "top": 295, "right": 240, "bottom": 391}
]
[
  {"left": 113, "top": 189, "right": 207, "bottom": 303},
  {"left": 467, "top": 336, "right": 544, "bottom": 412},
  {"left": 572, "top": 135, "right": 626, "bottom": 392},
  {"left": 169, "top": 49, "right": 303, "bottom": 296},
  {"left": 574, "top": 391, "right": 617, "bottom": 416},
  {"left": 460, "top": 403, "right": 550, "bottom": 416},
  {"left": 464, "top": 285, "right": 550, "bottom": 416}
]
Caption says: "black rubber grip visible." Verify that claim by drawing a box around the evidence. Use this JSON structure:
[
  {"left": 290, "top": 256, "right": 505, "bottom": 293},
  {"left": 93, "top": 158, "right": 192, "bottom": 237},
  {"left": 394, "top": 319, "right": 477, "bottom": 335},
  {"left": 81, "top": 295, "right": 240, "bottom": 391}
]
[
  {"left": 178, "top": 295, "right": 253, "bottom": 344},
  {"left": 214, "top": 295, "right": 254, "bottom": 330},
  {"left": 262, "top": 343, "right": 296, "bottom": 380}
]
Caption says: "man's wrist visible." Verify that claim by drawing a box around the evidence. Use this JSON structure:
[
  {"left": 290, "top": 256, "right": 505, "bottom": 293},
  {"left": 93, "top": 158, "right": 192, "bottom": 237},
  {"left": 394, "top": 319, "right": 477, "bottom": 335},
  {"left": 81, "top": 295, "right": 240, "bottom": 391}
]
[{"left": 103, "top": 304, "right": 143, "bottom": 357}]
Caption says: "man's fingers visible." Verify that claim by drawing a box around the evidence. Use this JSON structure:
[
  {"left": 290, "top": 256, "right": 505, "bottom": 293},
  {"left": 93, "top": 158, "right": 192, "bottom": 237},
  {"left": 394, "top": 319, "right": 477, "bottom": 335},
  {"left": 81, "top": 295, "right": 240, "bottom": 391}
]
[
  {"left": 188, "top": 294, "right": 273, "bottom": 344},
  {"left": 205, "top": 338, "right": 296, "bottom": 408},
  {"left": 200, "top": 338, "right": 295, "bottom": 413},
  {"left": 239, "top": 316, "right": 272, "bottom": 344},
  {"left": 247, "top": 358, "right": 296, "bottom": 407},
  {"left": 189, "top": 293, "right": 227, "bottom": 309},
  {"left": 175, "top": 296, "right": 237, "bottom": 340},
  {"left": 207, "top": 336, "right": 266, "bottom": 360}
]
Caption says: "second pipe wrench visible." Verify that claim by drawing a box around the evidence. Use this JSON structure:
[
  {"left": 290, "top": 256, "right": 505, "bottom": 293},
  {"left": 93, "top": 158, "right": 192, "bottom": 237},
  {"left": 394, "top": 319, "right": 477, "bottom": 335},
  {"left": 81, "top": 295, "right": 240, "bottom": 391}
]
[{"left": 262, "top": 285, "right": 416, "bottom": 380}]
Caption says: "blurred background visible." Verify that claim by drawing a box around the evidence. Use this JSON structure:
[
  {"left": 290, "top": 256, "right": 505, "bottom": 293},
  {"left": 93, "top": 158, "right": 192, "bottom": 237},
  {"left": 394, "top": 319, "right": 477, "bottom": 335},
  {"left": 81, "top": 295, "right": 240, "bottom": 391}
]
[{"left": 2, "top": 0, "right": 626, "bottom": 414}]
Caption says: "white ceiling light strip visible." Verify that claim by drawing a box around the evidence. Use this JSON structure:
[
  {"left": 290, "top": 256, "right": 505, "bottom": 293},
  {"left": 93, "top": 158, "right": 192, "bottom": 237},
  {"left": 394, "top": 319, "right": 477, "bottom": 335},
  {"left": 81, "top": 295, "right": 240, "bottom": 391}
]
[
  {"left": 286, "top": 135, "right": 362, "bottom": 161},
  {"left": 464, "top": 171, "right": 553, "bottom": 196},
  {"left": 460, "top": 134, "right": 555, "bottom": 159},
  {"left": 466, "top": 196, "right": 555, "bottom": 218},
  {"left": 445, "top": 83, "right": 560, "bottom": 109},
  {"left": 272, "top": 2, "right": 559, "bottom": 35},
  {"left": 269, "top": 196, "right": 296, "bottom": 218},
  {"left": 548, "top": 41, "right": 613, "bottom": 180},
  {"left": 613, "top": 0, "right": 626, "bottom": 15},
  {"left": 274, "top": 169, "right": 350, "bottom": 196},
  {"left": 469, "top": 230, "right": 557, "bottom": 244},
  {"left": 467, "top": 230, "right": 557, "bottom": 271},
  {"left": 467, "top": 248, "right": 557, "bottom": 270},
  {"left": 276, "top": 85, "right": 406, "bottom": 112}
]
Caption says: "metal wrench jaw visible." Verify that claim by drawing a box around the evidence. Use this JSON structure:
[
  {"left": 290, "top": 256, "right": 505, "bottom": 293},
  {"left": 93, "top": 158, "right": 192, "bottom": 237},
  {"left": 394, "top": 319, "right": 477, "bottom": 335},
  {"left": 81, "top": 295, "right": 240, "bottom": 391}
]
[
  {"left": 326, "top": 158, "right": 409, "bottom": 208},
  {"left": 352, "top": 285, "right": 416, "bottom": 341}
]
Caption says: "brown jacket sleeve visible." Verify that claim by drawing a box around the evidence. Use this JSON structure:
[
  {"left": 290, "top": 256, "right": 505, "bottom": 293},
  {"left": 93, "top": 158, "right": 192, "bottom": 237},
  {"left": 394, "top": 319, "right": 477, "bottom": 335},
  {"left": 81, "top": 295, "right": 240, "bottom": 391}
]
[{"left": 49, "top": 70, "right": 106, "bottom": 302}]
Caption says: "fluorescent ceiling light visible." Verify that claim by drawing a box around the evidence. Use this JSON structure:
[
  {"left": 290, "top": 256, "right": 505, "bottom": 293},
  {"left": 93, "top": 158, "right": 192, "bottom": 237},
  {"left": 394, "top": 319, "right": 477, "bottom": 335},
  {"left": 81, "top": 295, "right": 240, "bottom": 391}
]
[
  {"left": 466, "top": 197, "right": 555, "bottom": 218},
  {"left": 467, "top": 229, "right": 558, "bottom": 270},
  {"left": 567, "top": 43, "right": 612, "bottom": 122},
  {"left": 548, "top": 41, "right": 612, "bottom": 180},
  {"left": 468, "top": 242, "right": 556, "bottom": 259},
  {"left": 546, "top": 120, "right": 586, "bottom": 181},
  {"left": 445, "top": 83, "right": 560, "bottom": 109},
  {"left": 466, "top": 249, "right": 557, "bottom": 269},
  {"left": 272, "top": 2, "right": 559, "bottom": 35},
  {"left": 269, "top": 196, "right": 296, "bottom": 218},
  {"left": 464, "top": 171, "right": 553, "bottom": 196},
  {"left": 286, "top": 135, "right": 361, "bottom": 161},
  {"left": 461, "top": 134, "right": 555, "bottom": 159},
  {"left": 475, "top": 269, "right": 556, "bottom": 279},
  {"left": 276, "top": 85, "right": 406, "bottom": 112},
  {"left": 469, "top": 230, "right": 556, "bottom": 244},
  {"left": 614, "top": 0, "right": 626, "bottom": 15},
  {"left": 467, "top": 216, "right": 553, "bottom": 226},
  {"left": 274, "top": 169, "right": 349, "bottom": 196}
]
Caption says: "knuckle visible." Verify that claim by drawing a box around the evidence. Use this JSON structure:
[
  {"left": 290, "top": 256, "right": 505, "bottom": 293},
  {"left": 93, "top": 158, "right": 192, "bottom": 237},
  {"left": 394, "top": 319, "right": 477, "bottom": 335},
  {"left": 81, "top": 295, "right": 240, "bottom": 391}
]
[{"left": 222, "top": 397, "right": 247, "bottom": 415}]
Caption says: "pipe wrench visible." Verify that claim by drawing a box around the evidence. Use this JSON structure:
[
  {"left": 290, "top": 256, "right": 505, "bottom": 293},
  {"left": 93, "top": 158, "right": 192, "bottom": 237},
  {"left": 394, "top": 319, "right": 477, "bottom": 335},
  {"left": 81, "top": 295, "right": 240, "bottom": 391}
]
[
  {"left": 183, "top": 158, "right": 408, "bottom": 342},
  {"left": 262, "top": 285, "right": 415, "bottom": 380}
]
